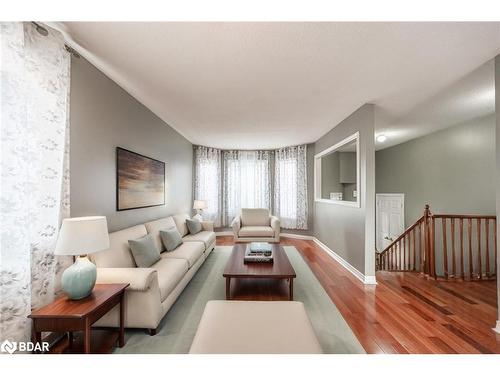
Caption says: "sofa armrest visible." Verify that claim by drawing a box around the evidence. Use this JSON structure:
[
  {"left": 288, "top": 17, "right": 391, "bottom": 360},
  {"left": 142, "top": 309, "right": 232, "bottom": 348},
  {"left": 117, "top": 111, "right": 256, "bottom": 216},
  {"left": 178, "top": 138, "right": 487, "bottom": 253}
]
[
  {"left": 96, "top": 267, "right": 158, "bottom": 292},
  {"left": 270, "top": 216, "right": 281, "bottom": 234},
  {"left": 201, "top": 221, "right": 214, "bottom": 232},
  {"left": 231, "top": 216, "right": 241, "bottom": 234}
]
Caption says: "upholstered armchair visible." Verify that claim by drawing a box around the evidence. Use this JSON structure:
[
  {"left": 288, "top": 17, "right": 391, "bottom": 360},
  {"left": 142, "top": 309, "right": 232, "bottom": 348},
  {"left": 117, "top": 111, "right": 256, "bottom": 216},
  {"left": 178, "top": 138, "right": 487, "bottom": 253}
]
[{"left": 231, "top": 208, "right": 280, "bottom": 243}]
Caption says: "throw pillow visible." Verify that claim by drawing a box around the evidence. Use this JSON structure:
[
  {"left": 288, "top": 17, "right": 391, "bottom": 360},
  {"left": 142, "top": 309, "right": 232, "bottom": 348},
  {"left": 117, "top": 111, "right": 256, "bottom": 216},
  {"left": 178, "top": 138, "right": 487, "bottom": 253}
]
[
  {"left": 128, "top": 234, "right": 160, "bottom": 267},
  {"left": 186, "top": 218, "right": 202, "bottom": 235},
  {"left": 160, "top": 227, "right": 183, "bottom": 251}
]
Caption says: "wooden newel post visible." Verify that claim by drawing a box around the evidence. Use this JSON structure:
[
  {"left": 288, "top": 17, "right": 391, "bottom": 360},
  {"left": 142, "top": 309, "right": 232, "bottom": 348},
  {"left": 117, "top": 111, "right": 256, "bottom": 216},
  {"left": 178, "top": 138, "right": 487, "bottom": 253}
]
[{"left": 423, "top": 204, "right": 431, "bottom": 277}]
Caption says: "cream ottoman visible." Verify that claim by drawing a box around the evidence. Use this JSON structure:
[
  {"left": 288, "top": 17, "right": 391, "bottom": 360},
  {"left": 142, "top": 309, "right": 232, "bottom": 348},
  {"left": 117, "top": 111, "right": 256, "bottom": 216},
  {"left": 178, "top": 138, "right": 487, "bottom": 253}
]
[{"left": 189, "top": 300, "right": 323, "bottom": 354}]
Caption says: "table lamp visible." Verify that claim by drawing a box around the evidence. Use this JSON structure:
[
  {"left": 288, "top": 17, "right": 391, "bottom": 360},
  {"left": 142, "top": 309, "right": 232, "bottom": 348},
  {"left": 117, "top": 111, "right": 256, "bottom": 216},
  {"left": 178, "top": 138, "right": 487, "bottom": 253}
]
[
  {"left": 193, "top": 200, "right": 207, "bottom": 221},
  {"left": 55, "top": 216, "right": 110, "bottom": 300}
]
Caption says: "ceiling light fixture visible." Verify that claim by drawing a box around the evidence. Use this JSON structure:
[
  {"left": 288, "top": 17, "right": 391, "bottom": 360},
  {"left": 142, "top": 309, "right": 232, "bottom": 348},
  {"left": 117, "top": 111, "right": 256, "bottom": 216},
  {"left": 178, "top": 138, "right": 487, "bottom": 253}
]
[{"left": 376, "top": 134, "right": 387, "bottom": 143}]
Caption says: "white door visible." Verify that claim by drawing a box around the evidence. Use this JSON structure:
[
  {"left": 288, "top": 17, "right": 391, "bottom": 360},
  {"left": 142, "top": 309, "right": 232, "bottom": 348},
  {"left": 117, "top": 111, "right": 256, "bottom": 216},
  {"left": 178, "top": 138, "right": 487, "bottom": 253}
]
[{"left": 376, "top": 194, "right": 405, "bottom": 251}]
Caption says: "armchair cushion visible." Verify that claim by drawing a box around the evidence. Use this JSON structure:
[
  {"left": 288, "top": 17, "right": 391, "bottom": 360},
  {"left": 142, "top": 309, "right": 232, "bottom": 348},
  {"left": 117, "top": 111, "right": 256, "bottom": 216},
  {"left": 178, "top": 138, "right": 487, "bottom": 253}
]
[
  {"left": 241, "top": 208, "right": 271, "bottom": 226},
  {"left": 96, "top": 267, "right": 158, "bottom": 292},
  {"left": 239, "top": 226, "right": 275, "bottom": 237}
]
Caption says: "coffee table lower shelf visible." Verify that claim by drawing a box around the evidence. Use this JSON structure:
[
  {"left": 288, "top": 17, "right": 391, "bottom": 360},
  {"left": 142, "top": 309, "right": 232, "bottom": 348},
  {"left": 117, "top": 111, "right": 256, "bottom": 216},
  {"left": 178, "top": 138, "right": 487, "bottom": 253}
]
[{"left": 225, "top": 276, "right": 294, "bottom": 301}]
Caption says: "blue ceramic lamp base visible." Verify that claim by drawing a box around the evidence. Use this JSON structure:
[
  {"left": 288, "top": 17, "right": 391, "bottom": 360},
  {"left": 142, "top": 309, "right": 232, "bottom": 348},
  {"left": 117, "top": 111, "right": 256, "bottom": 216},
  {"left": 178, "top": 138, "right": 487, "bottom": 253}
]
[{"left": 61, "top": 256, "right": 97, "bottom": 300}]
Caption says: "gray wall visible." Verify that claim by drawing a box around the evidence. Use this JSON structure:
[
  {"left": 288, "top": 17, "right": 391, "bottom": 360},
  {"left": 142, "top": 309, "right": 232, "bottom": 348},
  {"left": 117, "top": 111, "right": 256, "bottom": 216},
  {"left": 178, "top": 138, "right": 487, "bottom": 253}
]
[
  {"left": 314, "top": 104, "right": 376, "bottom": 277},
  {"left": 376, "top": 114, "right": 496, "bottom": 227},
  {"left": 70, "top": 57, "right": 193, "bottom": 232}
]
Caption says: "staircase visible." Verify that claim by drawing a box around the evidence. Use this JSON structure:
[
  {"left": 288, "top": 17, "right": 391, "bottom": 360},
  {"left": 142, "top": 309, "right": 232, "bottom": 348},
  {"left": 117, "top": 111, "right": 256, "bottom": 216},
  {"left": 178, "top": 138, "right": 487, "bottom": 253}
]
[{"left": 376, "top": 204, "right": 497, "bottom": 280}]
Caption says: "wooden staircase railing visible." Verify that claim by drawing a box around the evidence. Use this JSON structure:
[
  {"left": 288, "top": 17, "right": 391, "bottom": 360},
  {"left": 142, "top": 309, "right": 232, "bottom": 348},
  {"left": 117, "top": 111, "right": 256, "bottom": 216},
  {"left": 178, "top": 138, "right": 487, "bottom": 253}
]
[{"left": 376, "top": 204, "right": 497, "bottom": 280}]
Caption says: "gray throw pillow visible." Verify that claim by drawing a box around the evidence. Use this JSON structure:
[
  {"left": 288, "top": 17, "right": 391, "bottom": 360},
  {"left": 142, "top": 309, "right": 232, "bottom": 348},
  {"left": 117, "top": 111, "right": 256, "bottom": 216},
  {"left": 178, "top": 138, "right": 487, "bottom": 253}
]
[
  {"left": 128, "top": 234, "right": 160, "bottom": 267},
  {"left": 160, "top": 227, "right": 183, "bottom": 251},
  {"left": 186, "top": 219, "right": 202, "bottom": 235}
]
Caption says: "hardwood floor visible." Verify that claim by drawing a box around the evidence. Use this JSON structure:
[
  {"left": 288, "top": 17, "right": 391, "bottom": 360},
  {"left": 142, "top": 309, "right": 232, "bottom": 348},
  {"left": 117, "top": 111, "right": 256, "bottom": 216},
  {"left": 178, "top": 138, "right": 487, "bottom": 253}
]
[{"left": 216, "top": 236, "right": 500, "bottom": 354}]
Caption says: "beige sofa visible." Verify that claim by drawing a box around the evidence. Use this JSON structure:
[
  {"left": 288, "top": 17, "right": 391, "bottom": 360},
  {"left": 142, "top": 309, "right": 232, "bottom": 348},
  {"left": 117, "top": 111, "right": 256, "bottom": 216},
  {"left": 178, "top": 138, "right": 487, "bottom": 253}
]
[
  {"left": 89, "top": 213, "right": 215, "bottom": 335},
  {"left": 231, "top": 208, "right": 280, "bottom": 243}
]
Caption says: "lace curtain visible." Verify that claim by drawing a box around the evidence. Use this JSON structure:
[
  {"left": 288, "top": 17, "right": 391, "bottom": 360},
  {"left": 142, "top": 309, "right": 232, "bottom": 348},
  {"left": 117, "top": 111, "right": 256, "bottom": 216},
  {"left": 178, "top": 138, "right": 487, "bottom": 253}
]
[
  {"left": 274, "top": 145, "right": 308, "bottom": 229},
  {"left": 193, "top": 146, "right": 222, "bottom": 226},
  {"left": 222, "top": 150, "right": 271, "bottom": 226},
  {"left": 0, "top": 22, "right": 71, "bottom": 343}
]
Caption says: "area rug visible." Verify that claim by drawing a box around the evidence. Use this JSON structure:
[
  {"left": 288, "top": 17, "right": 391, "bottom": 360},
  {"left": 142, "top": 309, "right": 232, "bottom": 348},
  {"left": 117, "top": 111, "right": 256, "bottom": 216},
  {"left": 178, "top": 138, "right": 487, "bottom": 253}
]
[{"left": 114, "top": 246, "right": 365, "bottom": 354}]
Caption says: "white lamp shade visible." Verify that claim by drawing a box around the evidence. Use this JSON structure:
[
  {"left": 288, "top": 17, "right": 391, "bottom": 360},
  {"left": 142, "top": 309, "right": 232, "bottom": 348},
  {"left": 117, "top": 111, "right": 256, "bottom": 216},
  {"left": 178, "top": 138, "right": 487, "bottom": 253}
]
[
  {"left": 193, "top": 200, "right": 207, "bottom": 210},
  {"left": 55, "top": 216, "right": 110, "bottom": 256}
]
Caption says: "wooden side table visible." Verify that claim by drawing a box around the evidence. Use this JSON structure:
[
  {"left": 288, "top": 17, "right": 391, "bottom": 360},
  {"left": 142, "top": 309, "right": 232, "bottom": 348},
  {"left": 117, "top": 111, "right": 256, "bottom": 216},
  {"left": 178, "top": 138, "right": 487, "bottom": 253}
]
[{"left": 29, "top": 283, "right": 129, "bottom": 354}]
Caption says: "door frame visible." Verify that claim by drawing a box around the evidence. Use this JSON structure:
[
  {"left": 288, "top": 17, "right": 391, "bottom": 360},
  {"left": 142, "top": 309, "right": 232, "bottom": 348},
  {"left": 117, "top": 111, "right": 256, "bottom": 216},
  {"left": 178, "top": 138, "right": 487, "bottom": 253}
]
[{"left": 376, "top": 193, "right": 405, "bottom": 252}]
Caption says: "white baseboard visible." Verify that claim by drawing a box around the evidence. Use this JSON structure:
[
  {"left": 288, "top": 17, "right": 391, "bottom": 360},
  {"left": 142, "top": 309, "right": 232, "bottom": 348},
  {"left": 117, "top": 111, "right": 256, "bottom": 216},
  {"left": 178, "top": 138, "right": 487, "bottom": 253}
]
[
  {"left": 280, "top": 233, "right": 314, "bottom": 240},
  {"left": 493, "top": 320, "right": 500, "bottom": 334},
  {"left": 215, "top": 230, "right": 376, "bottom": 285},
  {"left": 216, "top": 231, "right": 313, "bottom": 240},
  {"left": 215, "top": 231, "right": 233, "bottom": 237},
  {"left": 313, "top": 238, "right": 377, "bottom": 285}
]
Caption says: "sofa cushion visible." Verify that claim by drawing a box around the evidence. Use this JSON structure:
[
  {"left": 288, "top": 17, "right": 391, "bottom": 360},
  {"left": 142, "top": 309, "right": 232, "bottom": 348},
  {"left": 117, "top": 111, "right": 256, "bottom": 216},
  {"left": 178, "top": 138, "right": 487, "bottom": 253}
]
[
  {"left": 160, "top": 227, "right": 183, "bottom": 251},
  {"left": 183, "top": 231, "right": 216, "bottom": 250},
  {"left": 128, "top": 234, "right": 161, "bottom": 268},
  {"left": 144, "top": 216, "right": 177, "bottom": 252},
  {"left": 241, "top": 208, "right": 270, "bottom": 226},
  {"left": 186, "top": 219, "right": 202, "bottom": 235},
  {"left": 90, "top": 224, "right": 147, "bottom": 268},
  {"left": 239, "top": 226, "right": 275, "bottom": 237},
  {"left": 173, "top": 214, "right": 190, "bottom": 237},
  {"left": 161, "top": 241, "right": 204, "bottom": 268},
  {"left": 150, "top": 258, "right": 189, "bottom": 301}
]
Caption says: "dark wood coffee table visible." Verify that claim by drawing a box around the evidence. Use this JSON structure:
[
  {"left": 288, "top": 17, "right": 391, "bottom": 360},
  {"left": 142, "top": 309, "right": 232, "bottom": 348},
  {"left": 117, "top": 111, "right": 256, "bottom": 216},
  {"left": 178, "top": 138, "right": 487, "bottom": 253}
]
[{"left": 223, "top": 244, "right": 296, "bottom": 301}]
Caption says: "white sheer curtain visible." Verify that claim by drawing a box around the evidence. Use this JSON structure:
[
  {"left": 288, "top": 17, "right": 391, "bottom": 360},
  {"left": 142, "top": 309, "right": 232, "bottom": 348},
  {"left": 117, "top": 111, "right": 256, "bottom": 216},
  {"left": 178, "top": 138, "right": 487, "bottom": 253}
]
[
  {"left": 274, "top": 145, "right": 308, "bottom": 229},
  {"left": 0, "top": 22, "right": 71, "bottom": 344},
  {"left": 193, "top": 146, "right": 222, "bottom": 226},
  {"left": 223, "top": 150, "right": 271, "bottom": 226}
]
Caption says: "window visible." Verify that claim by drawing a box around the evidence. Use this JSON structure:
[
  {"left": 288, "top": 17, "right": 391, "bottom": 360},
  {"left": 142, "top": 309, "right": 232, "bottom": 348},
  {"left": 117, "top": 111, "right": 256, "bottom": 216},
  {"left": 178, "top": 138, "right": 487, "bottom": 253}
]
[
  {"left": 193, "top": 147, "right": 221, "bottom": 226},
  {"left": 223, "top": 151, "right": 271, "bottom": 226},
  {"left": 193, "top": 145, "right": 307, "bottom": 230}
]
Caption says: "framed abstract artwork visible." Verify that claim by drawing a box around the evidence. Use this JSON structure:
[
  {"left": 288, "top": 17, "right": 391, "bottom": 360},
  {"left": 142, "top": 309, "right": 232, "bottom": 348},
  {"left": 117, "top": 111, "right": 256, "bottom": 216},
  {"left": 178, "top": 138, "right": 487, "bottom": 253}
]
[{"left": 116, "top": 147, "right": 165, "bottom": 211}]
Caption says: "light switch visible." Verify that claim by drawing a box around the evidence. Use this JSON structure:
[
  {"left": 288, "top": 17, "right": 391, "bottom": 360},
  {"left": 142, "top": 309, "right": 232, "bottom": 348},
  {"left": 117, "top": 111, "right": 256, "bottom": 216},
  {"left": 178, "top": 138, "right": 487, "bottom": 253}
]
[{"left": 353, "top": 190, "right": 357, "bottom": 198}]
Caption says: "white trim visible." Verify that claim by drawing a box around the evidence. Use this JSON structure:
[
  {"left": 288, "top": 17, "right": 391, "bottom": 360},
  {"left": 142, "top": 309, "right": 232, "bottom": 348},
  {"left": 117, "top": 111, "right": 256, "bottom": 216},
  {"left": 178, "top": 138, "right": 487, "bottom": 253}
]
[
  {"left": 493, "top": 320, "right": 500, "bottom": 334},
  {"left": 215, "top": 230, "right": 376, "bottom": 285},
  {"left": 313, "top": 237, "right": 377, "bottom": 285},
  {"left": 363, "top": 276, "right": 378, "bottom": 285},
  {"left": 314, "top": 131, "right": 361, "bottom": 208},
  {"left": 315, "top": 199, "right": 358, "bottom": 207},
  {"left": 216, "top": 231, "right": 314, "bottom": 240},
  {"left": 280, "top": 233, "right": 314, "bottom": 240}
]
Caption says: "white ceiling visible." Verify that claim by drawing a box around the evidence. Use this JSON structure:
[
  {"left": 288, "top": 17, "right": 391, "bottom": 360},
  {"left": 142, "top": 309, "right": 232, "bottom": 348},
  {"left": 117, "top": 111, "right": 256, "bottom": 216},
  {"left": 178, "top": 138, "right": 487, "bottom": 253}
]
[{"left": 58, "top": 22, "right": 500, "bottom": 149}]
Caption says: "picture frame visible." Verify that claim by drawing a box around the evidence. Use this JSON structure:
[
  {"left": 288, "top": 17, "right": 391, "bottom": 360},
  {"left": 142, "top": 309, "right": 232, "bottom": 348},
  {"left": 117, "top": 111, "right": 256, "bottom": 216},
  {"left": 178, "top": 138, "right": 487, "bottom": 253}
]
[{"left": 116, "top": 147, "right": 166, "bottom": 211}]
